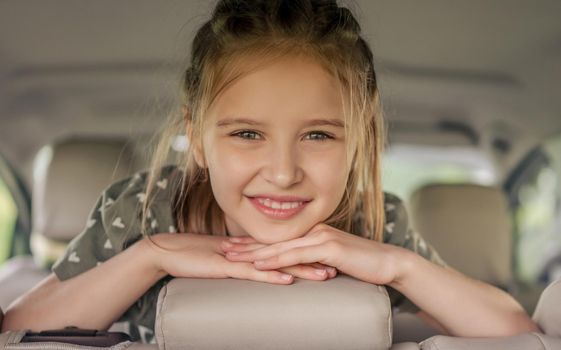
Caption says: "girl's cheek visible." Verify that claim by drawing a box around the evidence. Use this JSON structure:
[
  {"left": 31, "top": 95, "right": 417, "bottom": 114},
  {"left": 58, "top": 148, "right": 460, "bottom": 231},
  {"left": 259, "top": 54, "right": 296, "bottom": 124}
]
[{"left": 303, "top": 148, "right": 348, "bottom": 178}]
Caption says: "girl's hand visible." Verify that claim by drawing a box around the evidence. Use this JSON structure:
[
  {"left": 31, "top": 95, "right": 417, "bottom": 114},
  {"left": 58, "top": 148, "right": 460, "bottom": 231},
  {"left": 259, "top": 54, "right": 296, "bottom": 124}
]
[
  {"left": 221, "top": 236, "right": 337, "bottom": 281},
  {"left": 223, "top": 223, "right": 402, "bottom": 285},
  {"left": 144, "top": 233, "right": 295, "bottom": 285}
]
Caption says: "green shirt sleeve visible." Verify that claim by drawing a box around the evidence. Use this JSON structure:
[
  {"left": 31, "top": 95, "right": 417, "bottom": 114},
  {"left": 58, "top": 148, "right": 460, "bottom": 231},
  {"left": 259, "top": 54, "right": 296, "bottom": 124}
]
[
  {"left": 51, "top": 174, "right": 145, "bottom": 280},
  {"left": 51, "top": 194, "right": 114, "bottom": 281},
  {"left": 381, "top": 193, "right": 447, "bottom": 314},
  {"left": 51, "top": 166, "right": 180, "bottom": 343}
]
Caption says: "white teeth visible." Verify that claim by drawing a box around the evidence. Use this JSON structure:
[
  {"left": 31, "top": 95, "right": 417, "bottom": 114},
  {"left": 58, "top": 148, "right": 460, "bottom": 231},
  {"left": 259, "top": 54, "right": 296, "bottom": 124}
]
[{"left": 257, "top": 198, "right": 303, "bottom": 210}]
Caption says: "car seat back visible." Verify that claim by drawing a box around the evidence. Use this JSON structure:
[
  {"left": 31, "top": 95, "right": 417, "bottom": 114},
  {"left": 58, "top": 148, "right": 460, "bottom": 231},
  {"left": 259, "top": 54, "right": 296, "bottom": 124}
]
[
  {"left": 408, "top": 183, "right": 512, "bottom": 288},
  {"left": 532, "top": 278, "right": 561, "bottom": 337},
  {"left": 0, "top": 138, "right": 137, "bottom": 310}
]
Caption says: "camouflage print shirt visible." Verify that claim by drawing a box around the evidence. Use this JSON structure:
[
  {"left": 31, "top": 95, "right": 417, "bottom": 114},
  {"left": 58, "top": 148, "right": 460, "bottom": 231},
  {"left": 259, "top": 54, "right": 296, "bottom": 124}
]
[{"left": 52, "top": 165, "right": 446, "bottom": 343}]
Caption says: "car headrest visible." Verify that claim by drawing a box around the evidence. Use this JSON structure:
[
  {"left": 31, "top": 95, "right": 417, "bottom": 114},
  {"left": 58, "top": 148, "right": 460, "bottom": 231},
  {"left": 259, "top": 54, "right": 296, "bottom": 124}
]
[
  {"left": 533, "top": 278, "right": 561, "bottom": 337},
  {"left": 155, "top": 275, "right": 392, "bottom": 350},
  {"left": 409, "top": 183, "right": 512, "bottom": 288},
  {"left": 421, "top": 333, "right": 561, "bottom": 350},
  {"left": 31, "top": 138, "right": 135, "bottom": 265}
]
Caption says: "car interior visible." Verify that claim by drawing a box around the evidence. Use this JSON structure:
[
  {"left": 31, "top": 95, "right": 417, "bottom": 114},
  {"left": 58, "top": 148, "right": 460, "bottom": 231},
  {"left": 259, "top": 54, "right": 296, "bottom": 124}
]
[{"left": 1, "top": 0, "right": 561, "bottom": 349}]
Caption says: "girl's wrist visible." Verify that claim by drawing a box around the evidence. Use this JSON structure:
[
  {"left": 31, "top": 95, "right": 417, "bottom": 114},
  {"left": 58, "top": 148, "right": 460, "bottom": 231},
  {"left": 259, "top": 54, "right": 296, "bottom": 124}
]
[
  {"left": 136, "top": 235, "right": 169, "bottom": 280},
  {"left": 386, "top": 245, "right": 419, "bottom": 289}
]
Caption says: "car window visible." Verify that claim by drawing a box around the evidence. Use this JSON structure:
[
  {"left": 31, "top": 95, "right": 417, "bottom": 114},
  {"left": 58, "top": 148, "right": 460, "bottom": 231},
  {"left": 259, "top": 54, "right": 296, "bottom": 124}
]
[
  {"left": 382, "top": 144, "right": 497, "bottom": 201},
  {"left": 0, "top": 176, "right": 18, "bottom": 263},
  {"left": 0, "top": 154, "right": 31, "bottom": 263},
  {"left": 507, "top": 135, "right": 561, "bottom": 285}
]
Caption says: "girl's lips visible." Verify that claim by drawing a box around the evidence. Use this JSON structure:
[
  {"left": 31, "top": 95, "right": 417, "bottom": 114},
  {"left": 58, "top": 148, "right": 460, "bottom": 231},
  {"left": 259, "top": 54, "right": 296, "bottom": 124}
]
[{"left": 247, "top": 196, "right": 309, "bottom": 220}]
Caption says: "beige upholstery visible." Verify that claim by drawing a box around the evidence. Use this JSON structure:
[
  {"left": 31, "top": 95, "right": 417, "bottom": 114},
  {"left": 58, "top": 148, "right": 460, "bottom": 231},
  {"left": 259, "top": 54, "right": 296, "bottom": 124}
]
[
  {"left": 390, "top": 343, "right": 420, "bottom": 350},
  {"left": 420, "top": 333, "right": 561, "bottom": 350},
  {"left": 156, "top": 275, "right": 392, "bottom": 350},
  {"left": 392, "top": 312, "right": 440, "bottom": 343},
  {"left": 533, "top": 278, "right": 561, "bottom": 337},
  {"left": 0, "top": 138, "right": 136, "bottom": 310},
  {"left": 33, "top": 138, "right": 135, "bottom": 242},
  {"left": 0, "top": 257, "right": 50, "bottom": 310},
  {"left": 0, "top": 331, "right": 22, "bottom": 349},
  {"left": 409, "top": 183, "right": 512, "bottom": 287}
]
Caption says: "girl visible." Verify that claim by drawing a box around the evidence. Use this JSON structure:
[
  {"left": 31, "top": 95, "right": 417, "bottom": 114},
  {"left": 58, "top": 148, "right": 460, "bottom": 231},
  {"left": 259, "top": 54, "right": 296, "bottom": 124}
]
[{"left": 3, "top": 0, "right": 538, "bottom": 344}]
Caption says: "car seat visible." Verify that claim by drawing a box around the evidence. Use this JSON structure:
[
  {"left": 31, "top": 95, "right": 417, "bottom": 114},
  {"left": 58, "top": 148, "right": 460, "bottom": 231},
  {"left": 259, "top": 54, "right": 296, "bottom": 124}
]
[
  {"left": 408, "top": 183, "right": 512, "bottom": 288},
  {"left": 392, "top": 183, "right": 512, "bottom": 343},
  {"left": 0, "top": 137, "right": 137, "bottom": 310}
]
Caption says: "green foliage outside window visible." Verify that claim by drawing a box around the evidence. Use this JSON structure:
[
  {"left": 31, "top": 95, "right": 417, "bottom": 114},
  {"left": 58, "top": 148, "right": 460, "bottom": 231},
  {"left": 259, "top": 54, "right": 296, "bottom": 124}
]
[{"left": 0, "top": 177, "right": 17, "bottom": 263}]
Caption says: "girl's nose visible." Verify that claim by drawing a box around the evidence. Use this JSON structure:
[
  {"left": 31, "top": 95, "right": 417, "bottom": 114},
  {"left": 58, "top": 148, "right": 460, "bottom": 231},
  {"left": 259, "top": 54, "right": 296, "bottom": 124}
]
[{"left": 262, "top": 145, "right": 303, "bottom": 188}]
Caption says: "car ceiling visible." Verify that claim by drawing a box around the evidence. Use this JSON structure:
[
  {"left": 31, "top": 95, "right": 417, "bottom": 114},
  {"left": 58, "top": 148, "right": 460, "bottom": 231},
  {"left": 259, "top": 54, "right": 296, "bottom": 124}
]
[{"left": 1, "top": 0, "right": 561, "bottom": 184}]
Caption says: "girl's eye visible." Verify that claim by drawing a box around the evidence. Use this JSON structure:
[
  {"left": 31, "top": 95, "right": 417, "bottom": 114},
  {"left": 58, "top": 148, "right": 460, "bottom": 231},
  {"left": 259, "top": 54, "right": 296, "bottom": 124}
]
[
  {"left": 231, "top": 130, "right": 261, "bottom": 140},
  {"left": 305, "top": 131, "right": 334, "bottom": 141}
]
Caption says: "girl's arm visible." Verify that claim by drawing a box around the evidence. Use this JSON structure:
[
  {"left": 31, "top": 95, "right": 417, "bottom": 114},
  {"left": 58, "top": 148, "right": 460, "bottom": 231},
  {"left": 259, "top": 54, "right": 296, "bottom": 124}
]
[
  {"left": 2, "top": 233, "right": 332, "bottom": 332},
  {"left": 1, "top": 238, "right": 165, "bottom": 332},
  {"left": 390, "top": 246, "right": 539, "bottom": 337}
]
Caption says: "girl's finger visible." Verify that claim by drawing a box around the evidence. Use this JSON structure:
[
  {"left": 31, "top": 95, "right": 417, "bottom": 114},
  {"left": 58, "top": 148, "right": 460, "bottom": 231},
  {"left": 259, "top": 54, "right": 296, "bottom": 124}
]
[
  {"left": 225, "top": 235, "right": 319, "bottom": 262},
  {"left": 224, "top": 261, "right": 294, "bottom": 285},
  {"left": 277, "top": 265, "right": 330, "bottom": 281},
  {"left": 253, "top": 245, "right": 328, "bottom": 270},
  {"left": 308, "top": 262, "right": 337, "bottom": 278}
]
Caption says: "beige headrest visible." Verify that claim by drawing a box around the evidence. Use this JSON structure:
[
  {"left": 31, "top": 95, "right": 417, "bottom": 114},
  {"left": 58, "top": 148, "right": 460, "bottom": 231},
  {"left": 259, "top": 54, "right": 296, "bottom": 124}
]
[
  {"left": 421, "top": 333, "right": 561, "bottom": 350},
  {"left": 533, "top": 278, "right": 561, "bottom": 337},
  {"left": 409, "top": 184, "right": 512, "bottom": 287},
  {"left": 32, "top": 138, "right": 135, "bottom": 243},
  {"left": 156, "top": 276, "right": 392, "bottom": 350}
]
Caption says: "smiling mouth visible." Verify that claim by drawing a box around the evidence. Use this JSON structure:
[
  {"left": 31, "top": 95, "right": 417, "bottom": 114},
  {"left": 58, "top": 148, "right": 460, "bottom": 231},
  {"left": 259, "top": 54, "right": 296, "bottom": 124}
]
[
  {"left": 247, "top": 196, "right": 310, "bottom": 219},
  {"left": 256, "top": 197, "right": 306, "bottom": 209}
]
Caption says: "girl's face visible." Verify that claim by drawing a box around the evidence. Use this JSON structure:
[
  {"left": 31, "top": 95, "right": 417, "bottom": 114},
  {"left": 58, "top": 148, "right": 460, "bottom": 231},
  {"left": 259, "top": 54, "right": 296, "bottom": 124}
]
[{"left": 195, "top": 55, "right": 350, "bottom": 244}]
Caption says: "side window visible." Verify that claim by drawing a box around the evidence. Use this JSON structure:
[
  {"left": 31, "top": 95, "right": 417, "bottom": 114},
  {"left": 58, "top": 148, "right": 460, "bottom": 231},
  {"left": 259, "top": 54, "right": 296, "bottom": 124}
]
[
  {"left": 506, "top": 136, "right": 561, "bottom": 285},
  {"left": 0, "top": 155, "right": 31, "bottom": 263},
  {"left": 0, "top": 177, "right": 18, "bottom": 262}
]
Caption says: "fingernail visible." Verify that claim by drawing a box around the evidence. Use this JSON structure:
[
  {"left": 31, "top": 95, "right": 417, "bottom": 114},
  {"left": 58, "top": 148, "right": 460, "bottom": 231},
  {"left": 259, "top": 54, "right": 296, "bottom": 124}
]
[
  {"left": 254, "top": 260, "right": 265, "bottom": 265},
  {"left": 227, "top": 251, "right": 238, "bottom": 256},
  {"left": 281, "top": 274, "right": 293, "bottom": 281},
  {"left": 222, "top": 241, "right": 232, "bottom": 248},
  {"left": 229, "top": 237, "right": 243, "bottom": 243},
  {"left": 315, "top": 269, "right": 327, "bottom": 276},
  {"left": 328, "top": 267, "right": 336, "bottom": 274}
]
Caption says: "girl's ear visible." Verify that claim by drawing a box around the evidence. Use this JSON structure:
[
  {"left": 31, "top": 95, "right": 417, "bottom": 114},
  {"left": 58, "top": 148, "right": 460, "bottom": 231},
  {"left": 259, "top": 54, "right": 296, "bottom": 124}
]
[
  {"left": 185, "top": 120, "right": 207, "bottom": 169},
  {"left": 192, "top": 141, "right": 206, "bottom": 169}
]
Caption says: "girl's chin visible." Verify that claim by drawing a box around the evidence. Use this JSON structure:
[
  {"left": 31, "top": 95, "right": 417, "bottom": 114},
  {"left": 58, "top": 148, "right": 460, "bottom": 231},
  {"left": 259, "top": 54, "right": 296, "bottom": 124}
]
[{"left": 245, "top": 229, "right": 308, "bottom": 244}]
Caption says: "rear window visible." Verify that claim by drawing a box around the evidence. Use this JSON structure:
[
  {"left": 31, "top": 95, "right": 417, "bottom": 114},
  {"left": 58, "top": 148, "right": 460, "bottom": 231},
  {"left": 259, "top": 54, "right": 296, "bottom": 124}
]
[{"left": 382, "top": 144, "right": 497, "bottom": 201}]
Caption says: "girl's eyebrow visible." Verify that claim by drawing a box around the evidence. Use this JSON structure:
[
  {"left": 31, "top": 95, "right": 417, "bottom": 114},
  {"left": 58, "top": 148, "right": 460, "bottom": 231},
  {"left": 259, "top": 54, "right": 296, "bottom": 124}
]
[
  {"left": 216, "top": 118, "right": 262, "bottom": 127},
  {"left": 216, "top": 117, "right": 345, "bottom": 128},
  {"left": 306, "top": 119, "right": 345, "bottom": 128}
]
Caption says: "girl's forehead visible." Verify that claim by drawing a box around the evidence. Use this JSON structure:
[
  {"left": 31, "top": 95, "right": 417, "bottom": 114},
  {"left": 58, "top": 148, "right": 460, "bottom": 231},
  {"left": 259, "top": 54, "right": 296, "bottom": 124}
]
[{"left": 206, "top": 55, "right": 345, "bottom": 125}]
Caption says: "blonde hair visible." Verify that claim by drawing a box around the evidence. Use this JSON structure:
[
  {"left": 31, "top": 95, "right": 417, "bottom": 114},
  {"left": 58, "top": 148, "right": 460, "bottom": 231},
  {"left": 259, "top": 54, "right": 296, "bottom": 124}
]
[{"left": 143, "top": 0, "right": 386, "bottom": 241}]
